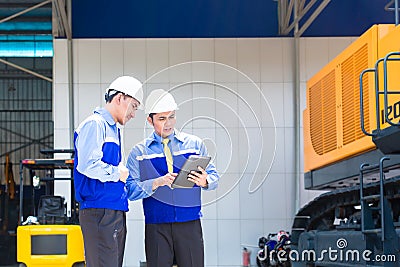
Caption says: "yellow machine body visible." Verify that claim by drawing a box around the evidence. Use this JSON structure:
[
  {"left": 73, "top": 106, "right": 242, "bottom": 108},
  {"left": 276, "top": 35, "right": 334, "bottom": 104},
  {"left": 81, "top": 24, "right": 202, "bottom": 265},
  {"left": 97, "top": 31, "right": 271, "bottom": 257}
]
[
  {"left": 303, "top": 24, "right": 400, "bottom": 173},
  {"left": 17, "top": 225, "right": 85, "bottom": 267},
  {"left": 376, "top": 25, "right": 400, "bottom": 127}
]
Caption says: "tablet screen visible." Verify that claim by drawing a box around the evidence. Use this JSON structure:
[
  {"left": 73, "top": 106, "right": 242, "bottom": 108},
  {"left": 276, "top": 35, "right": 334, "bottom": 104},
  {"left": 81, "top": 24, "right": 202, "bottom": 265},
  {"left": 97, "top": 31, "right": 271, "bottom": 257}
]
[{"left": 171, "top": 155, "right": 211, "bottom": 188}]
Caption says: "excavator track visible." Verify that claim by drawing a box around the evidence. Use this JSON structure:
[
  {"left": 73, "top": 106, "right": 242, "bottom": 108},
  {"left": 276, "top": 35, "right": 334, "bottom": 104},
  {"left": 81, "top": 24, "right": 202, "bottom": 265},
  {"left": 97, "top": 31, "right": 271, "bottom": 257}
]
[{"left": 293, "top": 176, "right": 400, "bottom": 237}]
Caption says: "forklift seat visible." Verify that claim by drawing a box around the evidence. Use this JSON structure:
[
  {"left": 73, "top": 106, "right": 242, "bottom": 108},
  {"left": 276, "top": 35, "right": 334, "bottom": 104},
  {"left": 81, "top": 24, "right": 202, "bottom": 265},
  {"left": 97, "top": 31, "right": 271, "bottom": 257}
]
[{"left": 37, "top": 195, "right": 66, "bottom": 225}]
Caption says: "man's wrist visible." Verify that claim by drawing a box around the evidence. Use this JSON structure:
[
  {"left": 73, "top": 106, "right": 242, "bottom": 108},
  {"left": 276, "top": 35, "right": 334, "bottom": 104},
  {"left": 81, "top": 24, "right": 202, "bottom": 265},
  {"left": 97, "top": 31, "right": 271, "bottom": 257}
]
[{"left": 152, "top": 178, "right": 160, "bottom": 191}]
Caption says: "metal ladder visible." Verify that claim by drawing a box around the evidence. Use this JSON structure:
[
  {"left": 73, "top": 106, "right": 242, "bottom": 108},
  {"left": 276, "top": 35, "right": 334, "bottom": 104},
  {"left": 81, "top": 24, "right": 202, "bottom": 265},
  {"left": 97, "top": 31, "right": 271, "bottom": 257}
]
[{"left": 359, "top": 157, "right": 399, "bottom": 266}]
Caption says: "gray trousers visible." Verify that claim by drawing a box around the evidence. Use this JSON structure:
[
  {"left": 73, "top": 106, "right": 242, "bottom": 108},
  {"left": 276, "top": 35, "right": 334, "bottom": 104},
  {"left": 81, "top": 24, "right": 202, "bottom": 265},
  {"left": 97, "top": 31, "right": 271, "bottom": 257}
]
[
  {"left": 145, "top": 219, "right": 204, "bottom": 267},
  {"left": 79, "top": 208, "right": 126, "bottom": 267}
]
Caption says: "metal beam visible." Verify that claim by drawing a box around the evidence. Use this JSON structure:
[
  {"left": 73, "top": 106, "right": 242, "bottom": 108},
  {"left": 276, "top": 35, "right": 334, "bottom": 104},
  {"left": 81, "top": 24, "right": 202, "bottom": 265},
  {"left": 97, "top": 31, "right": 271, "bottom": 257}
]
[
  {"left": 284, "top": 0, "right": 295, "bottom": 31},
  {"left": 282, "top": 0, "right": 317, "bottom": 35},
  {"left": 0, "top": 30, "right": 52, "bottom": 34},
  {"left": 0, "top": 58, "right": 52, "bottom": 82},
  {"left": 0, "top": 0, "right": 51, "bottom": 24},
  {"left": 53, "top": 0, "right": 71, "bottom": 39},
  {"left": 295, "top": 0, "right": 331, "bottom": 37},
  {"left": 277, "top": 0, "right": 331, "bottom": 37},
  {"left": 0, "top": 17, "right": 52, "bottom": 22},
  {"left": 0, "top": 3, "right": 51, "bottom": 8}
]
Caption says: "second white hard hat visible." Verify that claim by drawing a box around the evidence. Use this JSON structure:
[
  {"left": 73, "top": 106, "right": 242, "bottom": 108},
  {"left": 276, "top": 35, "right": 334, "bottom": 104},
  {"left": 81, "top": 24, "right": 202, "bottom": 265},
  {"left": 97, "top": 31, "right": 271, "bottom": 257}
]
[
  {"left": 105, "top": 76, "right": 143, "bottom": 107},
  {"left": 145, "top": 89, "right": 179, "bottom": 114}
]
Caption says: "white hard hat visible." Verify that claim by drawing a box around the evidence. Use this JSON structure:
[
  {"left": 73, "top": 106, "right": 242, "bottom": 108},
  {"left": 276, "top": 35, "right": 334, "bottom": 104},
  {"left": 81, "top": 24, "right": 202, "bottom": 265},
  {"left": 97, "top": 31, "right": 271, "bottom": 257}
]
[
  {"left": 145, "top": 89, "right": 179, "bottom": 114},
  {"left": 105, "top": 76, "right": 143, "bottom": 107}
]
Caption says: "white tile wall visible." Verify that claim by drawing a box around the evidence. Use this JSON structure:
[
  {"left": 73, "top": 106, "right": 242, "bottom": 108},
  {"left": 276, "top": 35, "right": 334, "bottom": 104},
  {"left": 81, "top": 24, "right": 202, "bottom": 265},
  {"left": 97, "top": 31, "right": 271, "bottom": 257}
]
[
  {"left": 215, "top": 83, "right": 239, "bottom": 128},
  {"left": 53, "top": 36, "right": 354, "bottom": 266},
  {"left": 53, "top": 39, "right": 68, "bottom": 84},
  {"left": 262, "top": 173, "right": 288, "bottom": 220},
  {"left": 170, "top": 82, "right": 193, "bottom": 130},
  {"left": 215, "top": 126, "right": 239, "bottom": 174},
  {"left": 216, "top": 176, "right": 240, "bottom": 220},
  {"left": 127, "top": 200, "right": 144, "bottom": 221},
  {"left": 240, "top": 219, "right": 264, "bottom": 265},
  {"left": 238, "top": 83, "right": 262, "bottom": 128},
  {"left": 122, "top": 128, "right": 148, "bottom": 156},
  {"left": 202, "top": 189, "right": 218, "bottom": 219},
  {"left": 100, "top": 39, "right": 124, "bottom": 83},
  {"left": 238, "top": 127, "right": 267, "bottom": 174},
  {"left": 53, "top": 82, "right": 69, "bottom": 129},
  {"left": 217, "top": 219, "right": 241, "bottom": 265},
  {"left": 328, "top": 37, "right": 355, "bottom": 61},
  {"left": 202, "top": 219, "right": 218, "bottom": 266},
  {"left": 214, "top": 39, "right": 238, "bottom": 83},
  {"left": 285, "top": 173, "right": 297, "bottom": 218},
  {"left": 261, "top": 126, "right": 282, "bottom": 174},
  {"left": 261, "top": 82, "right": 284, "bottom": 128},
  {"left": 124, "top": 220, "right": 146, "bottom": 266},
  {"left": 260, "top": 38, "right": 284, "bottom": 83},
  {"left": 76, "top": 83, "right": 102, "bottom": 124},
  {"left": 282, "top": 38, "right": 295, "bottom": 83},
  {"left": 237, "top": 38, "right": 260, "bottom": 83},
  {"left": 192, "top": 39, "right": 215, "bottom": 82},
  {"left": 168, "top": 39, "right": 192, "bottom": 83},
  {"left": 303, "top": 38, "right": 330, "bottom": 81},
  {"left": 76, "top": 39, "right": 101, "bottom": 83},
  {"left": 239, "top": 174, "right": 263, "bottom": 219},
  {"left": 72, "top": 40, "right": 79, "bottom": 83},
  {"left": 53, "top": 128, "right": 71, "bottom": 149},
  {"left": 299, "top": 38, "right": 307, "bottom": 83},
  {"left": 192, "top": 83, "right": 216, "bottom": 128},
  {"left": 123, "top": 39, "right": 147, "bottom": 82},
  {"left": 283, "top": 127, "right": 296, "bottom": 174},
  {"left": 146, "top": 39, "right": 169, "bottom": 83},
  {"left": 283, "top": 82, "right": 295, "bottom": 127}
]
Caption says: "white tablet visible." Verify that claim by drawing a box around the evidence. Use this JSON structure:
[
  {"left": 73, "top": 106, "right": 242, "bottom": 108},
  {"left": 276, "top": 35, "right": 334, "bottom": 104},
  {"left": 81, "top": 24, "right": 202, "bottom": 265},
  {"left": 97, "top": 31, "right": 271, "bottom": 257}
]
[{"left": 171, "top": 155, "right": 211, "bottom": 189}]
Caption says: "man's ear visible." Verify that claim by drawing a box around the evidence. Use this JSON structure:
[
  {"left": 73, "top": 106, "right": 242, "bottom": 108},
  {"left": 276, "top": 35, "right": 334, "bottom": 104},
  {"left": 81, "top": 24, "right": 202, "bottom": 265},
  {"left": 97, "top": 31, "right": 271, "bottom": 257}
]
[
  {"left": 116, "top": 93, "right": 123, "bottom": 104},
  {"left": 146, "top": 116, "right": 153, "bottom": 125}
]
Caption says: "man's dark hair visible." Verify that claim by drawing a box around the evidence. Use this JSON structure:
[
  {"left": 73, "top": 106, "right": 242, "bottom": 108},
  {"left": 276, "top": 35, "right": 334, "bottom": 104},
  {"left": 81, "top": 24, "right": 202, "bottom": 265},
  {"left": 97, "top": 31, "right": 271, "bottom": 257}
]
[{"left": 104, "top": 90, "right": 122, "bottom": 103}]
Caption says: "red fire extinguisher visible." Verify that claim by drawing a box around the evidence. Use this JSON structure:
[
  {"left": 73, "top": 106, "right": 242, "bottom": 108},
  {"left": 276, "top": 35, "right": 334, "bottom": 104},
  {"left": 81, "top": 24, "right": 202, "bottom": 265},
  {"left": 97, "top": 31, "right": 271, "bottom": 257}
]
[{"left": 242, "top": 247, "right": 251, "bottom": 267}]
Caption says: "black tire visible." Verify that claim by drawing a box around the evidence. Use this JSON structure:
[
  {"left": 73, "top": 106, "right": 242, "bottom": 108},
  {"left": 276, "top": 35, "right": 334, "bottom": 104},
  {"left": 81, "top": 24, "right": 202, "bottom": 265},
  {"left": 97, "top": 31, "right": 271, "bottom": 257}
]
[
  {"left": 256, "top": 256, "right": 262, "bottom": 267},
  {"left": 72, "top": 262, "right": 85, "bottom": 267},
  {"left": 256, "top": 256, "right": 269, "bottom": 267}
]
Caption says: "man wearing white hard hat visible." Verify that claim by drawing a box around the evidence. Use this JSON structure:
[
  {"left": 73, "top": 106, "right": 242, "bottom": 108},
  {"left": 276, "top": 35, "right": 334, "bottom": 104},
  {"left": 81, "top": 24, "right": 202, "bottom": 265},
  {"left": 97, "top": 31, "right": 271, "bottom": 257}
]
[
  {"left": 74, "top": 76, "right": 143, "bottom": 267},
  {"left": 126, "top": 89, "right": 220, "bottom": 267}
]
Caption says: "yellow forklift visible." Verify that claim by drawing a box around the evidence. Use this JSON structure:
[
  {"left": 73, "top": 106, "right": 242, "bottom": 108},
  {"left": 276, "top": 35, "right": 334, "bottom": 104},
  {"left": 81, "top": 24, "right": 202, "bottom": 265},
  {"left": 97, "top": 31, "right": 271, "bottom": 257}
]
[{"left": 17, "top": 149, "right": 85, "bottom": 267}]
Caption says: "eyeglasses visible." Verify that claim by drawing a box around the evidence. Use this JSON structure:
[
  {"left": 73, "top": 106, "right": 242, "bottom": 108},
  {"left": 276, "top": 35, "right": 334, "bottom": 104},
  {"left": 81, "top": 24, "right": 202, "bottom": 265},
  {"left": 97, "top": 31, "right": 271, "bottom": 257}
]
[{"left": 130, "top": 102, "right": 139, "bottom": 111}]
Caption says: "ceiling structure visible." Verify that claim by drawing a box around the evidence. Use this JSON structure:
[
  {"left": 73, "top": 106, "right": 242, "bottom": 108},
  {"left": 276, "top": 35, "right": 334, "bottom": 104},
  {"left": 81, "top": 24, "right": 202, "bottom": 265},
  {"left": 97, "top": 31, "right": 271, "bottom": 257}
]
[
  {"left": 0, "top": 0, "right": 397, "bottom": 87},
  {"left": 0, "top": 0, "right": 398, "bottom": 74},
  {"left": 0, "top": 0, "right": 398, "bottom": 48},
  {"left": 0, "top": 0, "right": 51, "bottom": 35},
  {"left": 0, "top": 0, "right": 71, "bottom": 81},
  {"left": 0, "top": 0, "right": 70, "bottom": 58}
]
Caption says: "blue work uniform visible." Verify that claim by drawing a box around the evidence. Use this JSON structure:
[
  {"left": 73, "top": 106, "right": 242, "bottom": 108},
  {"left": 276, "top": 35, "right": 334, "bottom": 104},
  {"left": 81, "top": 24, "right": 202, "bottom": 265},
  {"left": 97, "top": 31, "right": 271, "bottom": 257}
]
[
  {"left": 126, "top": 130, "right": 219, "bottom": 223},
  {"left": 126, "top": 130, "right": 219, "bottom": 267},
  {"left": 74, "top": 107, "right": 128, "bottom": 267}
]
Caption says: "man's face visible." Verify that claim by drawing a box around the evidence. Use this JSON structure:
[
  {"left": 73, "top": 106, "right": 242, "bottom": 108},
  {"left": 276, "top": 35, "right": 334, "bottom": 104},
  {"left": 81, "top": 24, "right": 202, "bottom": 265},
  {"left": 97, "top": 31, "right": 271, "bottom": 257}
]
[
  {"left": 119, "top": 94, "right": 140, "bottom": 125},
  {"left": 147, "top": 111, "right": 176, "bottom": 138}
]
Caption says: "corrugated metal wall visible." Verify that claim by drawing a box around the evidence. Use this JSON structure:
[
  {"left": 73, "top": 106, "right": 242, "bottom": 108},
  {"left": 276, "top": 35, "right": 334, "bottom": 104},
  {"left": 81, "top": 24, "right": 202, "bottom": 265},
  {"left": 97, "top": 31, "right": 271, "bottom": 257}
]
[{"left": 0, "top": 58, "right": 53, "bottom": 185}]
